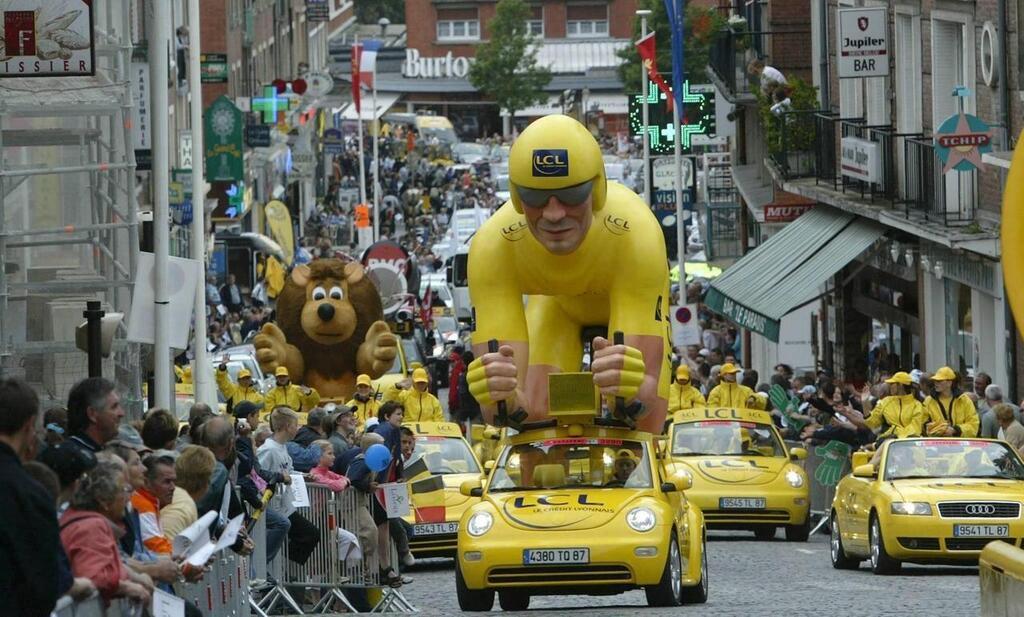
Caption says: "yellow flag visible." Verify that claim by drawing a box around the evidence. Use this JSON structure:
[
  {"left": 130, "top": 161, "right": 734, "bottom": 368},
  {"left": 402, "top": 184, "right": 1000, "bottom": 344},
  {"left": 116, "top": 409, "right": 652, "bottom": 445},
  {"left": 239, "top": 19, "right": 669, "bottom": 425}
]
[{"left": 264, "top": 200, "right": 294, "bottom": 266}]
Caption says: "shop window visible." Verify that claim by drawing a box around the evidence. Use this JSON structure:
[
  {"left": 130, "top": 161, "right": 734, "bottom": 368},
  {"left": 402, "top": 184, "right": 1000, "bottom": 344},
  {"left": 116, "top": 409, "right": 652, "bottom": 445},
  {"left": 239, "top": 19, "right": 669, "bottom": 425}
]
[
  {"left": 944, "top": 279, "right": 975, "bottom": 377},
  {"left": 567, "top": 4, "right": 608, "bottom": 38}
]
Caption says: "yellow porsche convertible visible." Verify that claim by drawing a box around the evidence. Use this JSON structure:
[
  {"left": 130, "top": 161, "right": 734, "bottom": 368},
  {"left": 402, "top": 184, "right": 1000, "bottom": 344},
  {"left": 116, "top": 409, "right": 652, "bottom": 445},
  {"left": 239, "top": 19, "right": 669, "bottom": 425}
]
[
  {"left": 401, "top": 421, "right": 485, "bottom": 558},
  {"left": 455, "top": 377, "right": 708, "bottom": 611},
  {"left": 666, "top": 407, "right": 810, "bottom": 541},
  {"left": 830, "top": 438, "right": 1024, "bottom": 574}
]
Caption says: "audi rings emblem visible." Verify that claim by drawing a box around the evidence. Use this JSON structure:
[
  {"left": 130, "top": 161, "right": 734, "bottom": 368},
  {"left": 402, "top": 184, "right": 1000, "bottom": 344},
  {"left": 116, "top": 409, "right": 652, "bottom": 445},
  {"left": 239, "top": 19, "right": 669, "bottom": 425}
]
[{"left": 965, "top": 504, "right": 997, "bottom": 515}]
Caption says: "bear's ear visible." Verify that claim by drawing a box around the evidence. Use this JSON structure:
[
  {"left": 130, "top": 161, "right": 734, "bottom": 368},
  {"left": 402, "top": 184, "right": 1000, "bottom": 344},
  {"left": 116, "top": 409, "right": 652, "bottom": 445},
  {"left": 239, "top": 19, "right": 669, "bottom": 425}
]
[
  {"left": 343, "top": 261, "right": 365, "bottom": 284},
  {"left": 291, "top": 264, "right": 311, "bottom": 287}
]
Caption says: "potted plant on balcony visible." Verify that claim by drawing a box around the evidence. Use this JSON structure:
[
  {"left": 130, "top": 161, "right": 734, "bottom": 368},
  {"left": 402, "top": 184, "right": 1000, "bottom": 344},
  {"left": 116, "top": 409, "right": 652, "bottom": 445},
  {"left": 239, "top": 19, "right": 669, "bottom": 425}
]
[
  {"left": 758, "top": 76, "right": 819, "bottom": 177},
  {"left": 728, "top": 14, "right": 750, "bottom": 52}
]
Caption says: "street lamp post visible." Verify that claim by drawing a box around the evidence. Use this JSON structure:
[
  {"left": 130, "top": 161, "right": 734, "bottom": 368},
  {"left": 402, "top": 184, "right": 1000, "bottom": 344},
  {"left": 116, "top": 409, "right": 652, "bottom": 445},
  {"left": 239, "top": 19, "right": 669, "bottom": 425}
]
[{"left": 637, "top": 9, "right": 652, "bottom": 205}]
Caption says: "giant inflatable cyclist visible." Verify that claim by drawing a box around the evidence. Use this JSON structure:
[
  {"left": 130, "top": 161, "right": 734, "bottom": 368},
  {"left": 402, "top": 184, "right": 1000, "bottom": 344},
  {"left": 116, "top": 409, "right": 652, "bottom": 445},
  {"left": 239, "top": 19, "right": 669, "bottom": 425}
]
[{"left": 466, "top": 114, "right": 671, "bottom": 433}]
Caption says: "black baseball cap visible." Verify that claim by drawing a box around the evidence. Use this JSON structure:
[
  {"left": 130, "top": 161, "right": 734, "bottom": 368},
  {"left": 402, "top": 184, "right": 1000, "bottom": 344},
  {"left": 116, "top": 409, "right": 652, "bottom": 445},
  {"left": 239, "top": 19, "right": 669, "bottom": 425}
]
[
  {"left": 38, "top": 442, "right": 98, "bottom": 488},
  {"left": 233, "top": 400, "right": 263, "bottom": 420}
]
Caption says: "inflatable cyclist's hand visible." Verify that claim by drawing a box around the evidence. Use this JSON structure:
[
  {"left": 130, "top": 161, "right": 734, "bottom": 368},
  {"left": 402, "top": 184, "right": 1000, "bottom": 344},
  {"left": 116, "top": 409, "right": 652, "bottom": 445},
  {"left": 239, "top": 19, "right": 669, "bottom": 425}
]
[
  {"left": 591, "top": 336, "right": 645, "bottom": 401},
  {"left": 467, "top": 344, "right": 518, "bottom": 407}
]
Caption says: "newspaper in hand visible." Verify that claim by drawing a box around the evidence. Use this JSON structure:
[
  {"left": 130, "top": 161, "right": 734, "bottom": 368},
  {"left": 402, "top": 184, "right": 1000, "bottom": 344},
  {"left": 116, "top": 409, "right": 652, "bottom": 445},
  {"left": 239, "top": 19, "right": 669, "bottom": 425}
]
[{"left": 172, "top": 510, "right": 217, "bottom": 560}]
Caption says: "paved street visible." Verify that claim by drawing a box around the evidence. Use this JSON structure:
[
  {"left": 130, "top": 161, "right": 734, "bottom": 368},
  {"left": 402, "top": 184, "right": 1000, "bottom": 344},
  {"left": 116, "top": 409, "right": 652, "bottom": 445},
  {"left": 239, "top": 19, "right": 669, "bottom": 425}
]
[{"left": 399, "top": 530, "right": 980, "bottom": 615}]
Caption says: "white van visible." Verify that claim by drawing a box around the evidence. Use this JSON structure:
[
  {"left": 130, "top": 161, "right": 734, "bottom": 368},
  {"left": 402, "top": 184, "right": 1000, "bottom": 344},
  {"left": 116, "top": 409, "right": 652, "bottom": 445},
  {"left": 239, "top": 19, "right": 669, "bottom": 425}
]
[{"left": 447, "top": 243, "right": 471, "bottom": 322}]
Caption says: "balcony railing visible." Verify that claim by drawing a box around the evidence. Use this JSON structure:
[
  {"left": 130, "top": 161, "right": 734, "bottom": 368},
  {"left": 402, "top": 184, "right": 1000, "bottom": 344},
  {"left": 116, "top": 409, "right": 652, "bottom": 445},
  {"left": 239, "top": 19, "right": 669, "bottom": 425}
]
[
  {"left": 709, "top": 29, "right": 754, "bottom": 97},
  {"left": 902, "top": 138, "right": 977, "bottom": 226}
]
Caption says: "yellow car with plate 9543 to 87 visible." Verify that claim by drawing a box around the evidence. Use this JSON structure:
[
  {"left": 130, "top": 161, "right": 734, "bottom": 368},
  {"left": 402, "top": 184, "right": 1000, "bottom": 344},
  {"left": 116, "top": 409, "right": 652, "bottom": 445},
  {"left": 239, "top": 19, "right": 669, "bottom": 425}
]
[
  {"left": 401, "top": 421, "right": 485, "bottom": 559},
  {"left": 830, "top": 438, "right": 1024, "bottom": 574},
  {"left": 455, "top": 372, "right": 708, "bottom": 612},
  {"left": 666, "top": 407, "right": 810, "bottom": 541}
]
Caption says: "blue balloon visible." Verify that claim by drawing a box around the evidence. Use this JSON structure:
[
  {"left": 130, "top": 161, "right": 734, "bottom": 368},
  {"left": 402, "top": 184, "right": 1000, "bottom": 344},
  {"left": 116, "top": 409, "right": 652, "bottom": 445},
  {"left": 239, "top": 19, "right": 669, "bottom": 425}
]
[{"left": 366, "top": 443, "right": 392, "bottom": 472}]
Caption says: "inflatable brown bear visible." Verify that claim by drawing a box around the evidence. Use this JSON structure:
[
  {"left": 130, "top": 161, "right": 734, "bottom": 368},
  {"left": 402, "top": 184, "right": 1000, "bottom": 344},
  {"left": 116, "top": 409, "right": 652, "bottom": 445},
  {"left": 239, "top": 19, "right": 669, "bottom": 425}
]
[{"left": 253, "top": 258, "right": 398, "bottom": 401}]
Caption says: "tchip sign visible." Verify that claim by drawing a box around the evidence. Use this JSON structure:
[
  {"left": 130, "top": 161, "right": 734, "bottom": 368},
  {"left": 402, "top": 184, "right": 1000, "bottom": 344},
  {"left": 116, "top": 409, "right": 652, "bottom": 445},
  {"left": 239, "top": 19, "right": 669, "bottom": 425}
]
[{"left": 837, "top": 7, "right": 889, "bottom": 78}]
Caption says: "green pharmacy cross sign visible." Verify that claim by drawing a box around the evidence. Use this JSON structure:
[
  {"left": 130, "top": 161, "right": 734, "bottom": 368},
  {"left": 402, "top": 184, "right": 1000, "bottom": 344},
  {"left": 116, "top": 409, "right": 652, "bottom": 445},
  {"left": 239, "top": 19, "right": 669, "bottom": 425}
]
[
  {"left": 204, "top": 96, "right": 244, "bottom": 183},
  {"left": 252, "top": 85, "right": 294, "bottom": 124},
  {"left": 629, "top": 81, "right": 717, "bottom": 154}
]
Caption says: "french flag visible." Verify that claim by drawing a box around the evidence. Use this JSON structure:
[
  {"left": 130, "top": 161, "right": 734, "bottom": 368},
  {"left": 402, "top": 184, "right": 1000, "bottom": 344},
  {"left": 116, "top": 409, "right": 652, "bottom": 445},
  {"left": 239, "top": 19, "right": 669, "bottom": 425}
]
[{"left": 359, "top": 39, "right": 383, "bottom": 89}]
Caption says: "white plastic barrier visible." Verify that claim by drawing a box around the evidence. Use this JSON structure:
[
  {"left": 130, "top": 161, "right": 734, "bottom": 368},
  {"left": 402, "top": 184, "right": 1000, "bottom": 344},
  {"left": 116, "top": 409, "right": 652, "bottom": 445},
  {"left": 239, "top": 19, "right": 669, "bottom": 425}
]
[{"left": 980, "top": 540, "right": 1024, "bottom": 617}]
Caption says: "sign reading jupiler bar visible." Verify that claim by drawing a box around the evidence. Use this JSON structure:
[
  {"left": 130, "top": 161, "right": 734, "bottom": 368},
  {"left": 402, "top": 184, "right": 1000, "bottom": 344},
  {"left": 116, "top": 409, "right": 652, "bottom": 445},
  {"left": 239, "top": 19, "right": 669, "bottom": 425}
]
[
  {"left": 837, "top": 7, "right": 889, "bottom": 79},
  {"left": 1, "top": 0, "right": 95, "bottom": 77}
]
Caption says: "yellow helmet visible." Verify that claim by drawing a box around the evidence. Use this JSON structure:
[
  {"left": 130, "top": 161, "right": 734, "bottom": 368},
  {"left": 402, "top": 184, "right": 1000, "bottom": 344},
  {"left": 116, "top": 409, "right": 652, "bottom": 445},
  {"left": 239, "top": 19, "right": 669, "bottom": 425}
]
[{"left": 508, "top": 114, "right": 607, "bottom": 214}]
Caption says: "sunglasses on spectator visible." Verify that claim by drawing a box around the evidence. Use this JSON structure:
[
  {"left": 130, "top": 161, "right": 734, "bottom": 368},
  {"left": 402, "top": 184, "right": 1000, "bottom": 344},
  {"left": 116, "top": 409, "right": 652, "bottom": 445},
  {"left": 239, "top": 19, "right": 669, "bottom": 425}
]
[{"left": 513, "top": 180, "right": 594, "bottom": 209}]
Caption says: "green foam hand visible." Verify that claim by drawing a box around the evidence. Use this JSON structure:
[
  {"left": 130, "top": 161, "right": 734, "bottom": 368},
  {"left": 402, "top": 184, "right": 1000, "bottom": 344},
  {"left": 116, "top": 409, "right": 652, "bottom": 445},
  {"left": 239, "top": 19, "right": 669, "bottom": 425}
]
[{"left": 813, "top": 440, "right": 853, "bottom": 487}]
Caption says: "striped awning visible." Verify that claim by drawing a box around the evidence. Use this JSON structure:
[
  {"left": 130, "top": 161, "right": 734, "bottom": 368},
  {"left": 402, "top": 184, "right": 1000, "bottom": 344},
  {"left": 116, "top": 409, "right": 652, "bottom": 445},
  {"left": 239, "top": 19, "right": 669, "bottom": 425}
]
[{"left": 704, "top": 206, "right": 884, "bottom": 341}]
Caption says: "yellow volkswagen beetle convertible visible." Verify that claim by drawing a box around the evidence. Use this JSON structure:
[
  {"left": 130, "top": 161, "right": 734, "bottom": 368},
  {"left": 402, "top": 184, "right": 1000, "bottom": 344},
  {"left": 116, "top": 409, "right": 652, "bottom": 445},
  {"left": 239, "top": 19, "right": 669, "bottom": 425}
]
[
  {"left": 830, "top": 438, "right": 1024, "bottom": 574},
  {"left": 666, "top": 407, "right": 810, "bottom": 541},
  {"left": 401, "top": 421, "right": 485, "bottom": 559},
  {"left": 455, "top": 374, "right": 708, "bottom": 611}
]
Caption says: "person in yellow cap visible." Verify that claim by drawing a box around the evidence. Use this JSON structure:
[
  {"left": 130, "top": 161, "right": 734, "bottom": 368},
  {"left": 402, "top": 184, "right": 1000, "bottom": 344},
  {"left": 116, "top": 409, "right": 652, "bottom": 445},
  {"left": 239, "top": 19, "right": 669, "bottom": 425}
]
[
  {"left": 385, "top": 367, "right": 445, "bottom": 422},
  {"left": 215, "top": 355, "right": 265, "bottom": 413},
  {"left": 706, "top": 363, "right": 755, "bottom": 408},
  {"left": 263, "top": 366, "right": 320, "bottom": 421},
  {"left": 609, "top": 449, "right": 639, "bottom": 485},
  {"left": 849, "top": 372, "right": 925, "bottom": 442},
  {"left": 922, "top": 366, "right": 979, "bottom": 437},
  {"left": 668, "top": 365, "right": 705, "bottom": 413},
  {"left": 465, "top": 114, "right": 671, "bottom": 433},
  {"left": 345, "top": 373, "right": 380, "bottom": 431}
]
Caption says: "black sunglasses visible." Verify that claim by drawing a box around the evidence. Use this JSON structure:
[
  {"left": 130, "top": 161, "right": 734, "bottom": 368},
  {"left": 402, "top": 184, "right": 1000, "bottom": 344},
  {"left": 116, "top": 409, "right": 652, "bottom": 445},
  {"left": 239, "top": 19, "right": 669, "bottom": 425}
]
[{"left": 513, "top": 179, "right": 594, "bottom": 209}]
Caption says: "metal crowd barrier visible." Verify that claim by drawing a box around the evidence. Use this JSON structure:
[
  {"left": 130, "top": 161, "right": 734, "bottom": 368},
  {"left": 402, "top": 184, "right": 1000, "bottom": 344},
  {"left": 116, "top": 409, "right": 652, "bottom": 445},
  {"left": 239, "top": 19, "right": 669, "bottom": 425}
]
[
  {"left": 980, "top": 540, "right": 1024, "bottom": 617},
  {"left": 256, "top": 483, "right": 417, "bottom": 614},
  {"left": 786, "top": 439, "right": 851, "bottom": 535},
  {"left": 175, "top": 551, "right": 250, "bottom": 617},
  {"left": 50, "top": 594, "right": 137, "bottom": 617}
]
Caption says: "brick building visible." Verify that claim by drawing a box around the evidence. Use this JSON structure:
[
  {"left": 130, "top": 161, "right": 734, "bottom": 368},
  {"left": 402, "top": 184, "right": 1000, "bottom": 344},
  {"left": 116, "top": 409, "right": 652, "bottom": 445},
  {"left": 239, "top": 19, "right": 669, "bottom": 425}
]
[
  {"left": 704, "top": 0, "right": 1023, "bottom": 398},
  {"left": 334, "top": 0, "right": 638, "bottom": 138}
]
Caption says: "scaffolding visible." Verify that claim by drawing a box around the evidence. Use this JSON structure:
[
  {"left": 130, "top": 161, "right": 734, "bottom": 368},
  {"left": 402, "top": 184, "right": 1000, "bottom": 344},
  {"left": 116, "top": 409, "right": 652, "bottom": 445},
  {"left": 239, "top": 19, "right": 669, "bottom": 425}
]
[{"left": 0, "top": 0, "right": 142, "bottom": 413}]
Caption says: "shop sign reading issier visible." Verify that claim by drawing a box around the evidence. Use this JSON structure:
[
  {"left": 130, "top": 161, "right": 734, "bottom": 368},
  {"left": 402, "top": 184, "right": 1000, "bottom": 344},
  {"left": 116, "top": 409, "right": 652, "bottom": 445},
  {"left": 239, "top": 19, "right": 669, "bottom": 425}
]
[
  {"left": 837, "top": 7, "right": 889, "bottom": 78},
  {"left": 934, "top": 111, "right": 993, "bottom": 173},
  {"left": 0, "top": 0, "right": 95, "bottom": 77}
]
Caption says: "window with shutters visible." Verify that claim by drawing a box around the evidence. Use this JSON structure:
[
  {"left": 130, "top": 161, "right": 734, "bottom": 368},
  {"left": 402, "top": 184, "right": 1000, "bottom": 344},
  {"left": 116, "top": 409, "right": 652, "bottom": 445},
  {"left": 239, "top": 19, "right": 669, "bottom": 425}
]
[
  {"left": 528, "top": 6, "right": 544, "bottom": 36},
  {"left": 894, "top": 11, "right": 922, "bottom": 134},
  {"left": 567, "top": 4, "right": 608, "bottom": 38},
  {"left": 930, "top": 16, "right": 977, "bottom": 217},
  {"left": 839, "top": 77, "right": 864, "bottom": 119},
  {"left": 437, "top": 7, "right": 480, "bottom": 41}
]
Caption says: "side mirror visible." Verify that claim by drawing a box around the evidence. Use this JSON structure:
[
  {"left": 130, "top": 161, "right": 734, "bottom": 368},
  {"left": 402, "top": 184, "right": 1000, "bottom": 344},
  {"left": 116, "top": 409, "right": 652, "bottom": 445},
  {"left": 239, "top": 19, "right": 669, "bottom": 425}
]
[
  {"left": 483, "top": 460, "right": 495, "bottom": 472},
  {"left": 851, "top": 451, "right": 872, "bottom": 469},
  {"left": 789, "top": 447, "right": 807, "bottom": 461},
  {"left": 852, "top": 464, "right": 877, "bottom": 478},
  {"left": 483, "top": 427, "right": 500, "bottom": 440},
  {"left": 662, "top": 472, "right": 692, "bottom": 492},
  {"left": 460, "top": 478, "right": 483, "bottom": 497}
]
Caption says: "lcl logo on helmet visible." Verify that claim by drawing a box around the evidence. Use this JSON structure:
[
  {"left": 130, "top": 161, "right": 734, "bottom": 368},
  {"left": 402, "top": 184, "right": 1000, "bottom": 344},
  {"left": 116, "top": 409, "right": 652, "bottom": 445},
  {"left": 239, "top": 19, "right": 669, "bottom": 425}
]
[
  {"left": 532, "top": 149, "right": 569, "bottom": 176},
  {"left": 964, "top": 503, "right": 997, "bottom": 515}
]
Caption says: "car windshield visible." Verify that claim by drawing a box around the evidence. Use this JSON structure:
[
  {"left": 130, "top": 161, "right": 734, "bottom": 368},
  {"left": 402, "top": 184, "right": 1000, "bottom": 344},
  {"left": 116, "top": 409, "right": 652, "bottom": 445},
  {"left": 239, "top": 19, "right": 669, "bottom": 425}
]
[
  {"left": 210, "top": 358, "right": 259, "bottom": 383},
  {"left": 488, "top": 437, "right": 652, "bottom": 491},
  {"left": 883, "top": 440, "right": 1024, "bottom": 481},
  {"left": 671, "top": 421, "right": 785, "bottom": 457},
  {"left": 386, "top": 338, "right": 424, "bottom": 375},
  {"left": 409, "top": 436, "right": 481, "bottom": 475},
  {"left": 435, "top": 316, "right": 458, "bottom": 335},
  {"left": 455, "top": 143, "right": 489, "bottom": 156}
]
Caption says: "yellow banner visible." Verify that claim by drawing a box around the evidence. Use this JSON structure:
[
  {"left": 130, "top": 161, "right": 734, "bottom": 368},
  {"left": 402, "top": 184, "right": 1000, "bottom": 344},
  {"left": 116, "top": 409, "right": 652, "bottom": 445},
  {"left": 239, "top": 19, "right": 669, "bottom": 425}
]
[{"left": 264, "top": 200, "right": 294, "bottom": 266}]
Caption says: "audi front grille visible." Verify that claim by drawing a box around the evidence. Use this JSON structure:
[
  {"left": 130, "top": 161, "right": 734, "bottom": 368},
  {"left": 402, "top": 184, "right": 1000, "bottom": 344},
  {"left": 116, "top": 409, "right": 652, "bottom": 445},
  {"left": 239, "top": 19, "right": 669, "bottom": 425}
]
[{"left": 937, "top": 502, "right": 1021, "bottom": 519}]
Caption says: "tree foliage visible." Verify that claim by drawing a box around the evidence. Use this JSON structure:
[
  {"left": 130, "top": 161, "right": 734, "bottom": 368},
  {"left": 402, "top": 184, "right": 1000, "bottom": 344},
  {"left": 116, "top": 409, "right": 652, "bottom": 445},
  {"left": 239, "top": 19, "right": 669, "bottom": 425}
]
[
  {"left": 617, "top": 0, "right": 726, "bottom": 94},
  {"left": 355, "top": 0, "right": 404, "bottom": 25},
  {"left": 467, "top": 0, "right": 552, "bottom": 119}
]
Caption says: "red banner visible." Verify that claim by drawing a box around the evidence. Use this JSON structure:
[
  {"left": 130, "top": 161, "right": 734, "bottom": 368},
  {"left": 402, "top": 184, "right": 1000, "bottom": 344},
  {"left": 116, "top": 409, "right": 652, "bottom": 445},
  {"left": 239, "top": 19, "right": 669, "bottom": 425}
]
[
  {"left": 635, "top": 32, "right": 674, "bottom": 112},
  {"left": 350, "top": 43, "right": 362, "bottom": 115}
]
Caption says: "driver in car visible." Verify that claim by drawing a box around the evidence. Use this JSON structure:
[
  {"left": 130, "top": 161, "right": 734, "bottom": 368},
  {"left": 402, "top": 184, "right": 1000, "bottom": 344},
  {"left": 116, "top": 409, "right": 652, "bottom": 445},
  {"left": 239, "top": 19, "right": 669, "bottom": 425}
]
[{"left": 605, "top": 449, "right": 639, "bottom": 487}]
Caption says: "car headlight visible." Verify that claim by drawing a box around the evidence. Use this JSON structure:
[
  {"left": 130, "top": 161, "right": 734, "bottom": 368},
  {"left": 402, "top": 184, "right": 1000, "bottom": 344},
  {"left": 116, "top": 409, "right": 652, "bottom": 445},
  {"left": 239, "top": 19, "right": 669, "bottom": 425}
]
[
  {"left": 466, "top": 512, "right": 493, "bottom": 536},
  {"left": 891, "top": 502, "right": 932, "bottom": 516},
  {"left": 626, "top": 507, "right": 657, "bottom": 532},
  {"left": 785, "top": 470, "right": 804, "bottom": 488}
]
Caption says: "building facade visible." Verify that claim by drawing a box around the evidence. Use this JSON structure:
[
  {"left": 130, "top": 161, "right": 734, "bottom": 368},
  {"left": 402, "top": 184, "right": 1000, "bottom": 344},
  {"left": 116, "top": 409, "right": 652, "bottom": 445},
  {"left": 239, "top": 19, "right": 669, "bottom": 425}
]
[{"left": 706, "top": 0, "right": 1022, "bottom": 397}]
